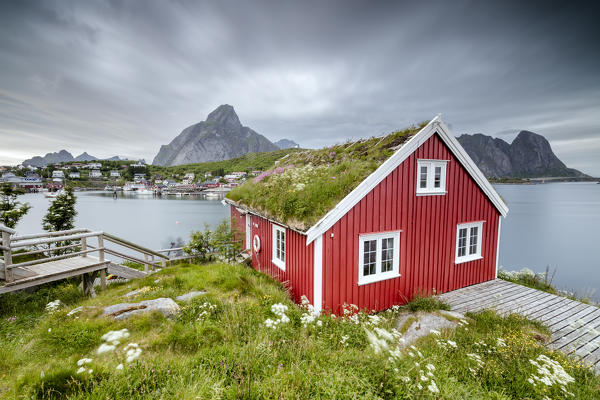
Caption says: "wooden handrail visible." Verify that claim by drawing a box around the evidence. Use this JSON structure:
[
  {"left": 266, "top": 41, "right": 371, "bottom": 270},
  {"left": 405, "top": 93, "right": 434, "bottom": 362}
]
[
  {"left": 11, "top": 228, "right": 90, "bottom": 242},
  {"left": 12, "top": 243, "right": 81, "bottom": 258},
  {"left": 0, "top": 225, "right": 16, "bottom": 234},
  {"left": 102, "top": 232, "right": 169, "bottom": 260},
  {"left": 10, "top": 231, "right": 104, "bottom": 249},
  {"left": 103, "top": 248, "right": 163, "bottom": 269},
  {"left": 156, "top": 247, "right": 184, "bottom": 253}
]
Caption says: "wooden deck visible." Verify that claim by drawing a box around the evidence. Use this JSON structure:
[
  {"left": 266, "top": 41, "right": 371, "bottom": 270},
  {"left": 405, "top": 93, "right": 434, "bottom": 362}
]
[
  {"left": 438, "top": 279, "right": 600, "bottom": 371},
  {"left": 0, "top": 256, "right": 109, "bottom": 294}
]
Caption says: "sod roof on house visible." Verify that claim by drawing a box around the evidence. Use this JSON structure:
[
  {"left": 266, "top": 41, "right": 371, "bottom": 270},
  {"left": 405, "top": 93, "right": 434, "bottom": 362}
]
[{"left": 226, "top": 123, "right": 426, "bottom": 231}]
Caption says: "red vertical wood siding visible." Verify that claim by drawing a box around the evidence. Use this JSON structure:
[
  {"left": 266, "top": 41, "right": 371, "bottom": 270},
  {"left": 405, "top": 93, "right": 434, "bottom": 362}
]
[
  {"left": 232, "top": 210, "right": 315, "bottom": 304},
  {"left": 322, "top": 133, "right": 501, "bottom": 314},
  {"left": 230, "top": 206, "right": 247, "bottom": 250}
]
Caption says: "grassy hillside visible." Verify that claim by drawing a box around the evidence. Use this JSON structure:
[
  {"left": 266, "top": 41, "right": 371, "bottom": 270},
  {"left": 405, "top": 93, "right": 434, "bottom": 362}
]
[
  {"left": 147, "top": 149, "right": 300, "bottom": 180},
  {"left": 1, "top": 263, "right": 598, "bottom": 399}
]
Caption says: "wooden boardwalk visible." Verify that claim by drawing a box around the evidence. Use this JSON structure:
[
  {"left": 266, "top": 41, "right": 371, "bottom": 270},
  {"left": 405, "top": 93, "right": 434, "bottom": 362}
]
[
  {"left": 0, "top": 256, "right": 109, "bottom": 294},
  {"left": 438, "top": 279, "right": 600, "bottom": 371}
]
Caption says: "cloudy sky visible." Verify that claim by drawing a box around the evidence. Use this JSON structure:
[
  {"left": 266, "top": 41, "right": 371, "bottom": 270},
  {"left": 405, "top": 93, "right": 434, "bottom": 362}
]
[{"left": 1, "top": 0, "right": 598, "bottom": 175}]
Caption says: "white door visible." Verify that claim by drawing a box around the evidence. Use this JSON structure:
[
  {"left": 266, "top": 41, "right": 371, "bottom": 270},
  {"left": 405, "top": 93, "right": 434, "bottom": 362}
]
[{"left": 245, "top": 214, "right": 251, "bottom": 250}]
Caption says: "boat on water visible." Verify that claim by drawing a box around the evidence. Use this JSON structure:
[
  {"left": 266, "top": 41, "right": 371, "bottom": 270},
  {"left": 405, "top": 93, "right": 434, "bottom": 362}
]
[
  {"left": 44, "top": 189, "right": 65, "bottom": 198},
  {"left": 123, "top": 183, "right": 153, "bottom": 194},
  {"left": 204, "top": 192, "right": 221, "bottom": 199}
]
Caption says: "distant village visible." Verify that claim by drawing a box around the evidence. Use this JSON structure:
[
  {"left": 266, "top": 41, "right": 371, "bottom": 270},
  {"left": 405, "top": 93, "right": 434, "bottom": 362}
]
[{"left": 0, "top": 159, "right": 260, "bottom": 194}]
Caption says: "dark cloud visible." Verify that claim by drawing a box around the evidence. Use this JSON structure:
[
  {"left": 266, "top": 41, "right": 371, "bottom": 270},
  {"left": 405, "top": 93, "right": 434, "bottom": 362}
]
[{"left": 0, "top": 0, "right": 598, "bottom": 174}]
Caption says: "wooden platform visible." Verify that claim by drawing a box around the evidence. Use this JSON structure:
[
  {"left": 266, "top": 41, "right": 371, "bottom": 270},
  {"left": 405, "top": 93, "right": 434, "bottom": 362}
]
[
  {"left": 438, "top": 279, "right": 600, "bottom": 372},
  {"left": 0, "top": 256, "right": 109, "bottom": 294}
]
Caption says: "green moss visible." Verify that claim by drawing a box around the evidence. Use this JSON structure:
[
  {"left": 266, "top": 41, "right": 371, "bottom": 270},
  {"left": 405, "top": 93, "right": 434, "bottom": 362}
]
[{"left": 227, "top": 124, "right": 425, "bottom": 229}]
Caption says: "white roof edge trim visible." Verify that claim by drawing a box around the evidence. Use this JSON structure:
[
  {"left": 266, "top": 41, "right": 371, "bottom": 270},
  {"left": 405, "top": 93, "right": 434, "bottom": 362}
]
[{"left": 305, "top": 115, "right": 508, "bottom": 245}]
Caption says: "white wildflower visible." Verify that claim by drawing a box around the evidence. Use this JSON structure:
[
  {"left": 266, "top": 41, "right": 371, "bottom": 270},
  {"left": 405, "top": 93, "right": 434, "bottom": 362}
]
[
  {"left": 45, "top": 300, "right": 62, "bottom": 313},
  {"left": 429, "top": 329, "right": 441, "bottom": 335},
  {"left": 97, "top": 343, "right": 117, "bottom": 354},
  {"left": 77, "top": 358, "right": 93, "bottom": 366},
  {"left": 426, "top": 363, "right": 435, "bottom": 371},
  {"left": 116, "top": 363, "right": 124, "bottom": 370},
  {"left": 76, "top": 367, "right": 86, "bottom": 374},
  {"left": 124, "top": 343, "right": 142, "bottom": 362},
  {"left": 316, "top": 320, "right": 322, "bottom": 327},
  {"left": 101, "top": 329, "right": 130, "bottom": 345},
  {"left": 427, "top": 380, "right": 440, "bottom": 394}
]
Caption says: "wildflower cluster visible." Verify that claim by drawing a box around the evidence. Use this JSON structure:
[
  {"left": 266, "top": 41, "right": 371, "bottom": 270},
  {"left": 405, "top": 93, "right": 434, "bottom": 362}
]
[
  {"left": 254, "top": 165, "right": 295, "bottom": 183},
  {"left": 265, "top": 303, "right": 290, "bottom": 329},
  {"left": 76, "top": 357, "right": 93, "bottom": 375},
  {"left": 95, "top": 328, "right": 143, "bottom": 369},
  {"left": 341, "top": 303, "right": 360, "bottom": 324},
  {"left": 45, "top": 300, "right": 62, "bottom": 313},
  {"left": 528, "top": 354, "right": 575, "bottom": 397},
  {"left": 195, "top": 302, "right": 217, "bottom": 321},
  {"left": 299, "top": 295, "right": 321, "bottom": 327}
]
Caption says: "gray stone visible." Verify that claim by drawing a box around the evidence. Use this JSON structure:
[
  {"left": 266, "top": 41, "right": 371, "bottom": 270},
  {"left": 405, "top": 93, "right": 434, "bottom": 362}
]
[
  {"left": 123, "top": 287, "right": 149, "bottom": 298},
  {"left": 103, "top": 298, "right": 180, "bottom": 320},
  {"left": 176, "top": 291, "right": 206, "bottom": 301},
  {"left": 396, "top": 312, "right": 463, "bottom": 347}
]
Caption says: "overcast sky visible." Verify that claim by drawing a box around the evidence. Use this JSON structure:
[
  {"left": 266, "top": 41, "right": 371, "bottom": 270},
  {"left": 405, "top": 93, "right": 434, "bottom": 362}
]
[{"left": 1, "top": 0, "right": 598, "bottom": 175}]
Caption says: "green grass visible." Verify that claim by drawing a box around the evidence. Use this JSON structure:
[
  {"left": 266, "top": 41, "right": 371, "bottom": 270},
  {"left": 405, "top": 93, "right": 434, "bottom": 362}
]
[
  {"left": 1, "top": 263, "right": 599, "bottom": 399},
  {"left": 227, "top": 124, "right": 424, "bottom": 230},
  {"left": 406, "top": 294, "right": 451, "bottom": 313}
]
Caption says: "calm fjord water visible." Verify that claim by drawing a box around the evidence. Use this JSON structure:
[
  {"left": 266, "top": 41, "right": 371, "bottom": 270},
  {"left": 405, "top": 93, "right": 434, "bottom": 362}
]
[{"left": 14, "top": 183, "right": 600, "bottom": 299}]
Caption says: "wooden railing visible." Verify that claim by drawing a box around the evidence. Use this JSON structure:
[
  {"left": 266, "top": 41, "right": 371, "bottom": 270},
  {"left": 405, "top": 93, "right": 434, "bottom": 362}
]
[{"left": 0, "top": 225, "right": 173, "bottom": 283}]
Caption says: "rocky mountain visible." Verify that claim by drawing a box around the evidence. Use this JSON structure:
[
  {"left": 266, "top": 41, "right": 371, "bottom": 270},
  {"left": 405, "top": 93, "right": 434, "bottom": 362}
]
[
  {"left": 458, "top": 131, "right": 586, "bottom": 178},
  {"left": 23, "top": 150, "right": 124, "bottom": 167},
  {"left": 23, "top": 150, "right": 75, "bottom": 167},
  {"left": 74, "top": 152, "right": 98, "bottom": 162},
  {"left": 274, "top": 139, "right": 300, "bottom": 149},
  {"left": 152, "top": 105, "right": 279, "bottom": 166}
]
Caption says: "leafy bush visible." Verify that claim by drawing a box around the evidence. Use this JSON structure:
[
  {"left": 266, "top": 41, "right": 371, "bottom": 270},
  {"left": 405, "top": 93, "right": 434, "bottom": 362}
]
[{"left": 184, "top": 220, "right": 242, "bottom": 262}]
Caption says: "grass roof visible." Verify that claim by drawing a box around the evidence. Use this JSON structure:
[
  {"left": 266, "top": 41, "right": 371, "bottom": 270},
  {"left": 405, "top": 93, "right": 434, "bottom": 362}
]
[{"left": 226, "top": 123, "right": 426, "bottom": 231}]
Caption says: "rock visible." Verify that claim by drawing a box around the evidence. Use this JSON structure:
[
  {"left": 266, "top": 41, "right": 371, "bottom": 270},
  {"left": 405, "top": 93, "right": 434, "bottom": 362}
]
[
  {"left": 274, "top": 139, "right": 300, "bottom": 149},
  {"left": 103, "top": 298, "right": 180, "bottom": 320},
  {"left": 152, "top": 105, "right": 279, "bottom": 166},
  {"left": 395, "top": 311, "right": 464, "bottom": 347},
  {"left": 176, "top": 291, "right": 206, "bottom": 301},
  {"left": 123, "top": 287, "right": 149, "bottom": 298},
  {"left": 457, "top": 131, "right": 587, "bottom": 178}
]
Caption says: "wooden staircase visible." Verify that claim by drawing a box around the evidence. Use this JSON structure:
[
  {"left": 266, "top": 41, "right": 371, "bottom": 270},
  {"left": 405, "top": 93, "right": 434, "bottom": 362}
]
[{"left": 0, "top": 225, "right": 188, "bottom": 295}]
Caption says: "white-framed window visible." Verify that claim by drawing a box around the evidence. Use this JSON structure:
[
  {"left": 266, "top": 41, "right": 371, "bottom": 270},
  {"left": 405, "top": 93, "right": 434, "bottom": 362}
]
[
  {"left": 416, "top": 159, "right": 448, "bottom": 195},
  {"left": 272, "top": 224, "right": 286, "bottom": 270},
  {"left": 455, "top": 221, "right": 484, "bottom": 264},
  {"left": 358, "top": 231, "right": 401, "bottom": 285}
]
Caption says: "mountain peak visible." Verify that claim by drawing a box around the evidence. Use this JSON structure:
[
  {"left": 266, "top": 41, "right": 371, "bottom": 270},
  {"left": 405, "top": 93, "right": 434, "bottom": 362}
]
[
  {"left": 152, "top": 104, "right": 278, "bottom": 166},
  {"left": 206, "top": 104, "right": 240, "bottom": 128}
]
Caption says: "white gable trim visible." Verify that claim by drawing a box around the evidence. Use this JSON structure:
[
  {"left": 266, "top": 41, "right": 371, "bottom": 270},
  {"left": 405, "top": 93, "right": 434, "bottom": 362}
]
[{"left": 305, "top": 116, "right": 508, "bottom": 245}]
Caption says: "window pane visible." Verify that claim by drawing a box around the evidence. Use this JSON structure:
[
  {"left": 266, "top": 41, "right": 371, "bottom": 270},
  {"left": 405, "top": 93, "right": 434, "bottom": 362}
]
[
  {"left": 381, "top": 237, "right": 394, "bottom": 272},
  {"left": 458, "top": 228, "right": 467, "bottom": 257},
  {"left": 363, "top": 240, "right": 377, "bottom": 276},
  {"left": 434, "top": 166, "right": 442, "bottom": 188},
  {"left": 419, "top": 165, "right": 428, "bottom": 189},
  {"left": 469, "top": 226, "right": 478, "bottom": 255}
]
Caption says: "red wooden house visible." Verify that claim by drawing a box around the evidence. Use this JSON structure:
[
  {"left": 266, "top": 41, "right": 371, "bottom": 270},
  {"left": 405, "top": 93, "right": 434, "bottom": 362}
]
[{"left": 226, "top": 116, "right": 508, "bottom": 314}]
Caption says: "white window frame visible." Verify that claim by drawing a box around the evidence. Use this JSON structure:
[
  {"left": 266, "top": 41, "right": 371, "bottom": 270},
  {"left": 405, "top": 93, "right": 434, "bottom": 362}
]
[
  {"left": 272, "top": 224, "right": 286, "bottom": 271},
  {"left": 455, "top": 221, "right": 484, "bottom": 264},
  {"left": 358, "top": 231, "right": 401, "bottom": 286},
  {"left": 416, "top": 159, "right": 448, "bottom": 195}
]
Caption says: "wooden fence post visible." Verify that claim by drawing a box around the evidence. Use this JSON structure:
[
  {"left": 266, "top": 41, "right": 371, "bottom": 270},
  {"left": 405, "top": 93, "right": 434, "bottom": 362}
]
[
  {"left": 144, "top": 253, "right": 149, "bottom": 273},
  {"left": 81, "top": 237, "right": 87, "bottom": 257},
  {"left": 1, "top": 230, "right": 13, "bottom": 283},
  {"left": 98, "top": 234, "right": 106, "bottom": 290}
]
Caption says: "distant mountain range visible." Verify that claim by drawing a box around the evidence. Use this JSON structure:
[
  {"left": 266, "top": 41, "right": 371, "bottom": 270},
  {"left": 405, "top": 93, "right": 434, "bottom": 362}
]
[
  {"left": 458, "top": 130, "right": 586, "bottom": 178},
  {"left": 22, "top": 151, "right": 127, "bottom": 167},
  {"left": 152, "top": 105, "right": 279, "bottom": 166},
  {"left": 274, "top": 139, "right": 300, "bottom": 149}
]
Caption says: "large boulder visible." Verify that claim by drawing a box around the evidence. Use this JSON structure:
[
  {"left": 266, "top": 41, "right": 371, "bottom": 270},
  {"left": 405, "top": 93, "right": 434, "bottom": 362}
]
[{"left": 103, "top": 298, "right": 180, "bottom": 320}]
